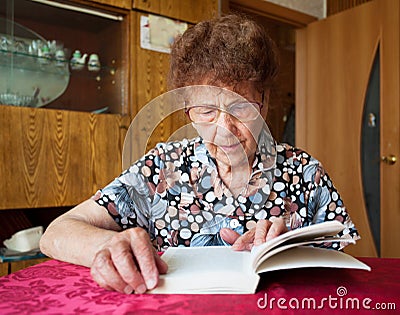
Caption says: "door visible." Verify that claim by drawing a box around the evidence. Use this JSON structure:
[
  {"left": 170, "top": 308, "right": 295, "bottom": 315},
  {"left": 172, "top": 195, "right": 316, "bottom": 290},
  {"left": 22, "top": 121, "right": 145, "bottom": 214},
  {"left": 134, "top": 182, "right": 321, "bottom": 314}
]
[{"left": 296, "top": 0, "right": 399, "bottom": 257}]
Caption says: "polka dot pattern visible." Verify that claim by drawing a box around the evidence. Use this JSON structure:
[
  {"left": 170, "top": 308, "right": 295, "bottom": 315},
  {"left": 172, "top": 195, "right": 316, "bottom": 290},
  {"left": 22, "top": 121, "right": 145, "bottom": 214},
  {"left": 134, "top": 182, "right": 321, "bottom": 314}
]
[{"left": 93, "top": 136, "right": 360, "bottom": 252}]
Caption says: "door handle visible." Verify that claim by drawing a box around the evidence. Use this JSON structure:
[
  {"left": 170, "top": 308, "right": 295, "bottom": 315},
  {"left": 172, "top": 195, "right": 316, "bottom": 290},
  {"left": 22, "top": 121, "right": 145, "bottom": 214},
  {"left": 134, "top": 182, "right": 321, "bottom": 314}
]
[{"left": 381, "top": 155, "right": 397, "bottom": 165}]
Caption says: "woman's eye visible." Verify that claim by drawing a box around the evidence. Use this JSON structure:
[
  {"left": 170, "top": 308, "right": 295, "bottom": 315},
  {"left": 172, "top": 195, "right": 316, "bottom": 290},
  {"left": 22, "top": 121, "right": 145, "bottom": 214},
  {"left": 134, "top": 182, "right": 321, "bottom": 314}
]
[
  {"left": 230, "top": 103, "right": 249, "bottom": 114},
  {"left": 232, "top": 103, "right": 247, "bottom": 109},
  {"left": 197, "top": 107, "right": 217, "bottom": 115}
]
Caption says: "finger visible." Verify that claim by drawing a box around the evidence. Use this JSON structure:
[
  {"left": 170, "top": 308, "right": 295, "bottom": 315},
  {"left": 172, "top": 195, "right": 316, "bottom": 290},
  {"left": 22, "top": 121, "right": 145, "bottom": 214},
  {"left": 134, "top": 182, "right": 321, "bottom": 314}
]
[
  {"left": 91, "top": 249, "right": 133, "bottom": 294},
  {"left": 254, "top": 219, "right": 272, "bottom": 246},
  {"left": 130, "top": 228, "right": 160, "bottom": 291},
  {"left": 109, "top": 231, "right": 148, "bottom": 294},
  {"left": 220, "top": 228, "right": 241, "bottom": 245},
  {"left": 232, "top": 229, "right": 255, "bottom": 251},
  {"left": 153, "top": 250, "right": 168, "bottom": 274},
  {"left": 265, "top": 217, "right": 288, "bottom": 242}
]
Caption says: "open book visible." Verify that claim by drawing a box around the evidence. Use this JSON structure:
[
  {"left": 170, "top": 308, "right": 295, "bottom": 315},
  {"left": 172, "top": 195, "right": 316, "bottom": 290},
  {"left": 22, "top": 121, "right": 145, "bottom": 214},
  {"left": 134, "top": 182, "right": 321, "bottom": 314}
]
[{"left": 149, "top": 221, "right": 370, "bottom": 294}]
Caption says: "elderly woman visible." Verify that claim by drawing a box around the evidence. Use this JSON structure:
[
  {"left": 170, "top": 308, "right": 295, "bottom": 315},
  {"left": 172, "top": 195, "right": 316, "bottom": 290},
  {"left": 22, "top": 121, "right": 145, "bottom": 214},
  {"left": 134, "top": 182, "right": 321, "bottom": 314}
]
[{"left": 40, "top": 14, "right": 359, "bottom": 295}]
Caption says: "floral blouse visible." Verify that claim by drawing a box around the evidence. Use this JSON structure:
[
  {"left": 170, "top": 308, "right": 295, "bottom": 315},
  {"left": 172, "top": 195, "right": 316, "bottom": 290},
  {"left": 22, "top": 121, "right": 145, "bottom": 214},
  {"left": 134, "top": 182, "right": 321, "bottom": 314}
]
[{"left": 93, "top": 130, "right": 360, "bottom": 251}]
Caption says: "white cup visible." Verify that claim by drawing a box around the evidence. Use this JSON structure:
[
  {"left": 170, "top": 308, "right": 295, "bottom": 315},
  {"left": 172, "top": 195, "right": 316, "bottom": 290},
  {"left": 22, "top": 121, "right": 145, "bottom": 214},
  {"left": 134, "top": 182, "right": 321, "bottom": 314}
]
[
  {"left": 88, "top": 53, "right": 101, "bottom": 72},
  {"left": 55, "top": 49, "right": 66, "bottom": 67}
]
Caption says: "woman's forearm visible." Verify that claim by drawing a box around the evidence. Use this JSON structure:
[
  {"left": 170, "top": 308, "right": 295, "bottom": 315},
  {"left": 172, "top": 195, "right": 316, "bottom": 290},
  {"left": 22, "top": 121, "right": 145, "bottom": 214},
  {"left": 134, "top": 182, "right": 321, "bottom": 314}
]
[{"left": 40, "top": 199, "right": 120, "bottom": 267}]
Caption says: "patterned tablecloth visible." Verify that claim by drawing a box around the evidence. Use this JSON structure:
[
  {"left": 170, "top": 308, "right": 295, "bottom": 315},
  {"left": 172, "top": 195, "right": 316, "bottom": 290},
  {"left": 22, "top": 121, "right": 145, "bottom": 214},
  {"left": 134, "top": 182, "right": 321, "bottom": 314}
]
[{"left": 0, "top": 257, "right": 398, "bottom": 314}]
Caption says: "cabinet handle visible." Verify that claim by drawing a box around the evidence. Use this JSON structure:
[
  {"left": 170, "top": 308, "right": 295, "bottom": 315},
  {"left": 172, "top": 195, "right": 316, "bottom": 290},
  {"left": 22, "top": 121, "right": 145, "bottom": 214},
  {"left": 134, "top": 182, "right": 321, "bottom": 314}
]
[{"left": 381, "top": 155, "right": 397, "bottom": 165}]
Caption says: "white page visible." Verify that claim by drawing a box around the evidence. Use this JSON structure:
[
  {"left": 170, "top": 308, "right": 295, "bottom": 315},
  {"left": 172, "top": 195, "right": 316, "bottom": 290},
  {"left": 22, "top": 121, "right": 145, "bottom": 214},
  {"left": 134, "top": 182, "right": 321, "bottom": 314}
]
[
  {"left": 250, "top": 221, "right": 345, "bottom": 265},
  {"left": 149, "top": 246, "right": 260, "bottom": 294},
  {"left": 256, "top": 246, "right": 371, "bottom": 273},
  {"left": 253, "top": 237, "right": 355, "bottom": 271}
]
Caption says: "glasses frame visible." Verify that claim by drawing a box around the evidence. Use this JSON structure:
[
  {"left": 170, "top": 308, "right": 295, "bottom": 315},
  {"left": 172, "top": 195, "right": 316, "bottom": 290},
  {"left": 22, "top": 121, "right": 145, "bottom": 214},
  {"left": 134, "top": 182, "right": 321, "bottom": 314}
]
[{"left": 185, "top": 91, "right": 265, "bottom": 124}]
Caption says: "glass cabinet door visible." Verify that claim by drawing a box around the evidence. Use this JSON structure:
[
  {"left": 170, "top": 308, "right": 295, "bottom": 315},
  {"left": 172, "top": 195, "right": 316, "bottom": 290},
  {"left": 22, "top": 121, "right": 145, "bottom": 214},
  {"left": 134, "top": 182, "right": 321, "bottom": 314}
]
[{"left": 0, "top": 0, "right": 130, "bottom": 114}]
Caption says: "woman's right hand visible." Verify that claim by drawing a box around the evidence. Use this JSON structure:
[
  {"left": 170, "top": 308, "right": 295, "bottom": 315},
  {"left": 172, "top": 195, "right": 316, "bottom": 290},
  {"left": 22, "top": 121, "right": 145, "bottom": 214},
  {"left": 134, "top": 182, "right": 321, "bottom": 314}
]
[{"left": 90, "top": 227, "right": 168, "bottom": 294}]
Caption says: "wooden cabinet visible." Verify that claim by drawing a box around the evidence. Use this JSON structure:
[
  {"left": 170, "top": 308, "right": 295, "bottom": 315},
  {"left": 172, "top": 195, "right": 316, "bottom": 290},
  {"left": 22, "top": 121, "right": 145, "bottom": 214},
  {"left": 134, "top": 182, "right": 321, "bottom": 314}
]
[
  {"left": 0, "top": 105, "right": 129, "bottom": 209},
  {"left": 0, "top": 0, "right": 218, "bottom": 272},
  {"left": 0, "top": 0, "right": 132, "bottom": 210},
  {"left": 0, "top": 0, "right": 219, "bottom": 211}
]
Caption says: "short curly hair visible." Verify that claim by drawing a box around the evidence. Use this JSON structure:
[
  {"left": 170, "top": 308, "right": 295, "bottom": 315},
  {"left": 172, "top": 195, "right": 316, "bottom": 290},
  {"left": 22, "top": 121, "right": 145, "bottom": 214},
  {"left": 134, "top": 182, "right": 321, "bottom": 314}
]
[{"left": 168, "top": 14, "right": 279, "bottom": 92}]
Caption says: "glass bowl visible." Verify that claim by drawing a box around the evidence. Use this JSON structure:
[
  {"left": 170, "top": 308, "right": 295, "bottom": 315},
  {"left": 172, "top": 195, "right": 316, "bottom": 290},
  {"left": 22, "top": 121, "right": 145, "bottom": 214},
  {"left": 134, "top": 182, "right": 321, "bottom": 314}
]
[{"left": 0, "top": 92, "right": 38, "bottom": 107}]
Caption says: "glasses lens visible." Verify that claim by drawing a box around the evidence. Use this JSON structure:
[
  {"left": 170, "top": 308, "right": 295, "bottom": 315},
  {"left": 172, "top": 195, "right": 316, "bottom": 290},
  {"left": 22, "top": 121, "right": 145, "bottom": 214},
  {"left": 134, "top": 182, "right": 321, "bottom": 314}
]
[
  {"left": 187, "top": 102, "right": 261, "bottom": 123},
  {"left": 187, "top": 106, "right": 218, "bottom": 123},
  {"left": 229, "top": 102, "right": 260, "bottom": 121}
]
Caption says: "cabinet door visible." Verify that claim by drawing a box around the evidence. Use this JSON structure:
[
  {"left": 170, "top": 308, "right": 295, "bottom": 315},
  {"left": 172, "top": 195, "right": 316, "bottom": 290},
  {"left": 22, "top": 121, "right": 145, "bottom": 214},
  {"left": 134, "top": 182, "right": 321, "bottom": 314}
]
[
  {"left": 0, "top": 0, "right": 130, "bottom": 115},
  {"left": 296, "top": 0, "right": 399, "bottom": 257},
  {"left": 133, "top": 0, "right": 219, "bottom": 23},
  {"left": 0, "top": 106, "right": 129, "bottom": 209}
]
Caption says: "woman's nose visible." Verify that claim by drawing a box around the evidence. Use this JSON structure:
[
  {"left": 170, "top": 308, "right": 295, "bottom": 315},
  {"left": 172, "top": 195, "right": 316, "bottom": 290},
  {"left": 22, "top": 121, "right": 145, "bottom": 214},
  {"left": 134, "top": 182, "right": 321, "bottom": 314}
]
[{"left": 215, "top": 111, "right": 239, "bottom": 134}]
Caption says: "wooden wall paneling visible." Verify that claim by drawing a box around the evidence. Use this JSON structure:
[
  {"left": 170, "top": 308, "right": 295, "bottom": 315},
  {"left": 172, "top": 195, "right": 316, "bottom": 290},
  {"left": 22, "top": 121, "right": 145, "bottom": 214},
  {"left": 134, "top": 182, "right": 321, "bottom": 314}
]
[
  {"left": 326, "top": 0, "right": 372, "bottom": 16},
  {"left": 130, "top": 2, "right": 219, "bottom": 152},
  {"left": 0, "top": 106, "right": 126, "bottom": 209},
  {"left": 295, "top": 28, "right": 307, "bottom": 149},
  {"left": 224, "top": 1, "right": 316, "bottom": 144},
  {"left": 262, "top": 20, "right": 295, "bottom": 142},
  {"left": 133, "top": 0, "right": 219, "bottom": 24},
  {"left": 296, "top": 1, "right": 381, "bottom": 257},
  {"left": 380, "top": 0, "right": 400, "bottom": 257},
  {"left": 131, "top": 12, "right": 171, "bottom": 151}
]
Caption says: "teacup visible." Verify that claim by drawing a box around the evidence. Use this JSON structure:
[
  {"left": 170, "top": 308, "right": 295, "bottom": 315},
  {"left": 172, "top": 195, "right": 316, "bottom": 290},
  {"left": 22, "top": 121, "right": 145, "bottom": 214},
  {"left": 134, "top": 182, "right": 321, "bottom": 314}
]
[{"left": 88, "top": 53, "right": 101, "bottom": 72}]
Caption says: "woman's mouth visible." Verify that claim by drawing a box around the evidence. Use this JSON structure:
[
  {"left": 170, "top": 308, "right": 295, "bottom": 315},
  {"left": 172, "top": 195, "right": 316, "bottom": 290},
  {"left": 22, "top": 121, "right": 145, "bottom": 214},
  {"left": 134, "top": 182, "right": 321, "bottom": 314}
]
[{"left": 218, "top": 142, "right": 242, "bottom": 152}]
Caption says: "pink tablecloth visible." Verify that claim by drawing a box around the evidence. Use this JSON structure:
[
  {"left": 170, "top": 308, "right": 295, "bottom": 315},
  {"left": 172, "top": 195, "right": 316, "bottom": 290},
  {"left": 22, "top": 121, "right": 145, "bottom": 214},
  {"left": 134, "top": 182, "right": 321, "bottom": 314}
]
[{"left": 0, "top": 257, "right": 398, "bottom": 315}]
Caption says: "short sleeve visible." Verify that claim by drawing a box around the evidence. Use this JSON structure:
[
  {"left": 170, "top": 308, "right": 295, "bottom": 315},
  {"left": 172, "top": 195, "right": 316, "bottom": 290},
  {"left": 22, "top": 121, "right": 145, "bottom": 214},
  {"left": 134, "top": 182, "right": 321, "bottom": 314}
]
[
  {"left": 300, "top": 158, "right": 360, "bottom": 250},
  {"left": 92, "top": 146, "right": 167, "bottom": 236}
]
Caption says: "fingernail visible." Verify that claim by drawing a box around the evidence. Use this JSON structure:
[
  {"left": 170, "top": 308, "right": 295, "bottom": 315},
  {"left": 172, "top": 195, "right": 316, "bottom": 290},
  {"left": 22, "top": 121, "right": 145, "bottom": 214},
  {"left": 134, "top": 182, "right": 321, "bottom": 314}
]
[
  {"left": 146, "top": 278, "right": 157, "bottom": 290},
  {"left": 124, "top": 285, "right": 133, "bottom": 294},
  {"left": 135, "top": 284, "right": 147, "bottom": 294}
]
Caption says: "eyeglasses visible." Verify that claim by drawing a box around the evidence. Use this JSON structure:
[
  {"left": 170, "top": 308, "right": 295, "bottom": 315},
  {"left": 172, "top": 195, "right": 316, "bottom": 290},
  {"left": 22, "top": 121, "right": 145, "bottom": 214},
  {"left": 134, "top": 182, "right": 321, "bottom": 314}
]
[{"left": 185, "top": 92, "right": 264, "bottom": 124}]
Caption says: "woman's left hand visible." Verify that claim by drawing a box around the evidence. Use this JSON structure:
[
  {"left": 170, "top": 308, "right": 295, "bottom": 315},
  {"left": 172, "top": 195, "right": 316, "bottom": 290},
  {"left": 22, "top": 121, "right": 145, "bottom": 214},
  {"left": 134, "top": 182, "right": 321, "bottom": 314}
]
[{"left": 220, "top": 217, "right": 287, "bottom": 251}]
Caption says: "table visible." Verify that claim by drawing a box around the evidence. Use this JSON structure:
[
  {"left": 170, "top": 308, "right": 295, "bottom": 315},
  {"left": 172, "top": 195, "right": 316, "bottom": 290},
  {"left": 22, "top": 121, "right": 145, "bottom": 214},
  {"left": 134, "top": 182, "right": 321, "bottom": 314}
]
[{"left": 0, "top": 257, "right": 398, "bottom": 314}]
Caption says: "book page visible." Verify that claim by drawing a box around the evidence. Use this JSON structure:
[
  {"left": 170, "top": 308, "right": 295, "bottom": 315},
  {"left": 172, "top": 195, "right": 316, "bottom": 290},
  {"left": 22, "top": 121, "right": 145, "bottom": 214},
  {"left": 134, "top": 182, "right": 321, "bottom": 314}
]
[
  {"left": 149, "top": 246, "right": 260, "bottom": 294},
  {"left": 253, "top": 237, "right": 355, "bottom": 271},
  {"left": 256, "top": 246, "right": 371, "bottom": 274},
  {"left": 250, "top": 221, "right": 346, "bottom": 267}
]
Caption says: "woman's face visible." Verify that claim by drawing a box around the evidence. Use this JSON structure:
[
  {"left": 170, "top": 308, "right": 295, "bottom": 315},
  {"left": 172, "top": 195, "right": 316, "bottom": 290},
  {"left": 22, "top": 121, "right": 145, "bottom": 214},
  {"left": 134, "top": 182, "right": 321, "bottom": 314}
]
[{"left": 187, "top": 82, "right": 267, "bottom": 171}]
